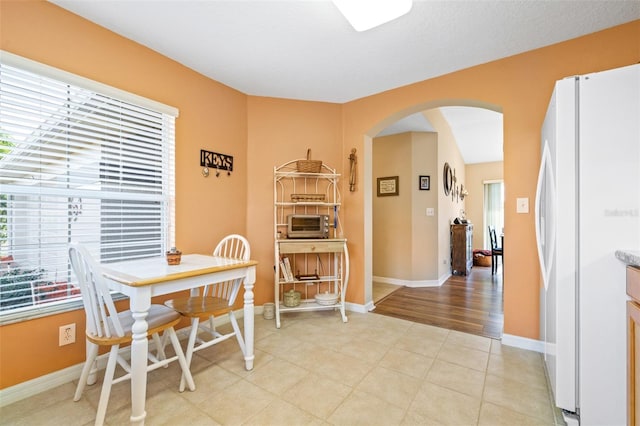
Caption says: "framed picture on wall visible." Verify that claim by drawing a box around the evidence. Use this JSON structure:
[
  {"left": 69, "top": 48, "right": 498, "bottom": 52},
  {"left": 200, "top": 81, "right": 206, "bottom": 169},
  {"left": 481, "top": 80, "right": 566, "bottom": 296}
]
[
  {"left": 419, "top": 175, "right": 430, "bottom": 190},
  {"left": 377, "top": 176, "right": 399, "bottom": 196}
]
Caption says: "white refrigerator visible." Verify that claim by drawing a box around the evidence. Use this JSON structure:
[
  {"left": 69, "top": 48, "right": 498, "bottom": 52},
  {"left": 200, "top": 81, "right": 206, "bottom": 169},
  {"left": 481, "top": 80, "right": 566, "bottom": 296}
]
[{"left": 536, "top": 63, "right": 639, "bottom": 425}]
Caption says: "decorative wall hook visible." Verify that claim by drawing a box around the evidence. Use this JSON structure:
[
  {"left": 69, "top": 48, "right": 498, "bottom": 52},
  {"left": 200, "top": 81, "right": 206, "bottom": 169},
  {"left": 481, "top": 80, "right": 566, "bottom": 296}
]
[
  {"left": 460, "top": 185, "right": 469, "bottom": 200},
  {"left": 452, "top": 168, "right": 458, "bottom": 202},
  {"left": 200, "top": 149, "right": 233, "bottom": 175},
  {"left": 202, "top": 167, "right": 210, "bottom": 177},
  {"left": 349, "top": 148, "right": 357, "bottom": 192}
]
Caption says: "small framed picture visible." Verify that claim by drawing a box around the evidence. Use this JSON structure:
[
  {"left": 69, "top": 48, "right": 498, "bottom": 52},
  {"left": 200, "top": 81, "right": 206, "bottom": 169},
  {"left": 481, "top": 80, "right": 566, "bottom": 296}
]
[
  {"left": 377, "top": 176, "right": 399, "bottom": 196},
  {"left": 419, "top": 175, "right": 430, "bottom": 190}
]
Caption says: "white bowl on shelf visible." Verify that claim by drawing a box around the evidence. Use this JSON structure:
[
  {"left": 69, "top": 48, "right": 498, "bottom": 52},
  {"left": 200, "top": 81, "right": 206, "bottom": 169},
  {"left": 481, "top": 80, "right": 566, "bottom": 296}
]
[{"left": 315, "top": 292, "right": 338, "bottom": 306}]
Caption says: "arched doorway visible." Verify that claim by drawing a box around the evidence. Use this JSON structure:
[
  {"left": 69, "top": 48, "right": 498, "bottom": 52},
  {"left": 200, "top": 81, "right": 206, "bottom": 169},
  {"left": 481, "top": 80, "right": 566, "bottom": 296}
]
[{"left": 363, "top": 101, "right": 504, "bottom": 337}]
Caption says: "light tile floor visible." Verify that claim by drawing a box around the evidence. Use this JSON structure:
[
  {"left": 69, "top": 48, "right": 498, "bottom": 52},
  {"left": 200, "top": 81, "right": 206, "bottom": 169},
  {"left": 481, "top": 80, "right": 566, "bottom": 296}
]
[
  {"left": 1, "top": 311, "right": 566, "bottom": 425},
  {"left": 372, "top": 281, "right": 402, "bottom": 303}
]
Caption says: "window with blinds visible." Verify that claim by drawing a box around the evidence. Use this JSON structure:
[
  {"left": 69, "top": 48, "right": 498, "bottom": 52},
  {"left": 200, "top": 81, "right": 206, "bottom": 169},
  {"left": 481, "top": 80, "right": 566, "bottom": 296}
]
[
  {"left": 0, "top": 52, "right": 176, "bottom": 321},
  {"left": 483, "top": 181, "right": 504, "bottom": 249}
]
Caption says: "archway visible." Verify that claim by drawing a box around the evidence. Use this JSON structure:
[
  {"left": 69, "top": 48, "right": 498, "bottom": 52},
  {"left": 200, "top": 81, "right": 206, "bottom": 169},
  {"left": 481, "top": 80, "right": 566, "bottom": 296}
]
[{"left": 362, "top": 100, "right": 503, "bottom": 313}]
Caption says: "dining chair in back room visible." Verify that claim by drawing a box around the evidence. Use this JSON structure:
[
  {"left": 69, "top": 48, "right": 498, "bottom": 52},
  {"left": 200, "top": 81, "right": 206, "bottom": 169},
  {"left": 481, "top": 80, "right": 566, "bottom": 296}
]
[{"left": 488, "top": 226, "right": 503, "bottom": 275}]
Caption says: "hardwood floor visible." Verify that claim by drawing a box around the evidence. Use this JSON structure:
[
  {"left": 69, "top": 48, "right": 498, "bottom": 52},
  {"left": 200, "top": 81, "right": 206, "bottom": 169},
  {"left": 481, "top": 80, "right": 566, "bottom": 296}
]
[{"left": 372, "top": 266, "right": 503, "bottom": 339}]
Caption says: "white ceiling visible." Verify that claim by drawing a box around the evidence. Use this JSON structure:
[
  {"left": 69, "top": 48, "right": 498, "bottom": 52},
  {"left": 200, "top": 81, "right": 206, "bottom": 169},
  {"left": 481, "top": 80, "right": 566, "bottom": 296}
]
[
  {"left": 376, "top": 112, "right": 435, "bottom": 137},
  {"left": 440, "top": 107, "right": 503, "bottom": 164},
  {"left": 375, "top": 108, "right": 503, "bottom": 164},
  {"left": 48, "top": 0, "right": 638, "bottom": 163}
]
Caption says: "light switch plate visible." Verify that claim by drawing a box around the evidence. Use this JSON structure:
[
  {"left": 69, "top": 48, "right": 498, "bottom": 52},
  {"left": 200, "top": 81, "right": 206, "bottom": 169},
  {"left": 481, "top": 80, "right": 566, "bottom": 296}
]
[
  {"left": 516, "top": 197, "right": 529, "bottom": 214},
  {"left": 426, "top": 208, "right": 434, "bottom": 216}
]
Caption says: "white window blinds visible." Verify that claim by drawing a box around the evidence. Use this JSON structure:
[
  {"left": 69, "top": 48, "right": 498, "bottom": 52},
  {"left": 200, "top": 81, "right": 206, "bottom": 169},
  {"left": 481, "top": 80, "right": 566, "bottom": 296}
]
[{"left": 0, "top": 52, "right": 176, "bottom": 319}]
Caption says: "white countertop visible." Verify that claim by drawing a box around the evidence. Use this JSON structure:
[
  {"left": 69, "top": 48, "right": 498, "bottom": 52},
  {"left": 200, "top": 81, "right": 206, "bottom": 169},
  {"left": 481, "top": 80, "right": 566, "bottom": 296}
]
[{"left": 615, "top": 250, "right": 640, "bottom": 267}]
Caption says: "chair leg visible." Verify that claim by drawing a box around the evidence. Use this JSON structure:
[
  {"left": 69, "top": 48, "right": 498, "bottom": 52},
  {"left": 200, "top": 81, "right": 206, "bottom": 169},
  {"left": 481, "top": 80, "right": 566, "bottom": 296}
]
[
  {"left": 95, "top": 345, "right": 120, "bottom": 426},
  {"left": 151, "top": 332, "right": 168, "bottom": 363},
  {"left": 229, "top": 311, "right": 246, "bottom": 356},
  {"left": 208, "top": 315, "right": 216, "bottom": 336},
  {"left": 179, "top": 317, "right": 201, "bottom": 392},
  {"left": 74, "top": 342, "right": 99, "bottom": 401},
  {"left": 166, "top": 327, "right": 196, "bottom": 392}
]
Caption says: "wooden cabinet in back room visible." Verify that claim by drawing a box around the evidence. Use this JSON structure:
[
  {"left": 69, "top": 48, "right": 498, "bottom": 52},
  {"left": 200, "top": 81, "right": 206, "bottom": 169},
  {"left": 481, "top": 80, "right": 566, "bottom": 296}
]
[{"left": 450, "top": 223, "right": 473, "bottom": 276}]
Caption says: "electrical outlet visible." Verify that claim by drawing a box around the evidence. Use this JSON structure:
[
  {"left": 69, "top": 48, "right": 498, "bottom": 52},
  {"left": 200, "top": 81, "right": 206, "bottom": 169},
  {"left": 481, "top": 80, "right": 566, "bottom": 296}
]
[{"left": 59, "top": 323, "right": 76, "bottom": 346}]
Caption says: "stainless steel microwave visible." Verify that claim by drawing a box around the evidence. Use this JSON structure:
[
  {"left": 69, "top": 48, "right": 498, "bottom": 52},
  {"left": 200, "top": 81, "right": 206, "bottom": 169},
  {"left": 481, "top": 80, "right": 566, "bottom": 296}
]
[{"left": 287, "top": 214, "right": 330, "bottom": 239}]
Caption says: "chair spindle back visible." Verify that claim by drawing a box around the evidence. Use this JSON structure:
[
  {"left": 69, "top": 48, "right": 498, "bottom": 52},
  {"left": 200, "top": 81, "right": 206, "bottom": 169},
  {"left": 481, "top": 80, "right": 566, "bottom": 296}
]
[
  {"left": 69, "top": 243, "right": 124, "bottom": 339},
  {"left": 488, "top": 226, "right": 497, "bottom": 250},
  {"left": 202, "top": 235, "right": 250, "bottom": 305}
]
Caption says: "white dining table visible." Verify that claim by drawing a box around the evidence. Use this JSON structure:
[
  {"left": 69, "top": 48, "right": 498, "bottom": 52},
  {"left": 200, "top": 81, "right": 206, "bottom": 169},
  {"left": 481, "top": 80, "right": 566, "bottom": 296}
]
[{"left": 100, "top": 254, "right": 258, "bottom": 425}]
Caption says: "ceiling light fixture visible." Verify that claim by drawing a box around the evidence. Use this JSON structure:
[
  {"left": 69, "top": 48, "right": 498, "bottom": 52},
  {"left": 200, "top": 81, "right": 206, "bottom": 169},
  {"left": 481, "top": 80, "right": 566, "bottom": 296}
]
[{"left": 332, "top": 0, "right": 413, "bottom": 32}]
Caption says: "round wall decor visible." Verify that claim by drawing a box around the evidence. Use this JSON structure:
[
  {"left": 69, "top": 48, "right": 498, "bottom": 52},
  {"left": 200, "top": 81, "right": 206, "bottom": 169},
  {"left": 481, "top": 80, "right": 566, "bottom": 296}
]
[{"left": 443, "top": 162, "right": 453, "bottom": 195}]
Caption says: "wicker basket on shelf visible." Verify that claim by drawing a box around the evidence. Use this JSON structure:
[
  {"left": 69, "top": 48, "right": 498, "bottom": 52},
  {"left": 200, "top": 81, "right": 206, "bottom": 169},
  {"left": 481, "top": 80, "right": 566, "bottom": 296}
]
[
  {"left": 296, "top": 149, "right": 322, "bottom": 173},
  {"left": 283, "top": 289, "right": 301, "bottom": 307},
  {"left": 291, "top": 193, "right": 326, "bottom": 203}
]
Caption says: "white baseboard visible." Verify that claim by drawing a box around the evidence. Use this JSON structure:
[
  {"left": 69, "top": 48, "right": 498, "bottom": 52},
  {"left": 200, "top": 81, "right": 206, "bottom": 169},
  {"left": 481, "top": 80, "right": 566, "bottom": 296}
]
[
  {"left": 438, "top": 273, "right": 452, "bottom": 286},
  {"left": 0, "top": 306, "right": 254, "bottom": 408},
  {"left": 373, "top": 275, "right": 444, "bottom": 287},
  {"left": 501, "top": 333, "right": 544, "bottom": 353},
  {"left": 0, "top": 363, "right": 85, "bottom": 408},
  {"left": 346, "top": 301, "right": 371, "bottom": 313}
]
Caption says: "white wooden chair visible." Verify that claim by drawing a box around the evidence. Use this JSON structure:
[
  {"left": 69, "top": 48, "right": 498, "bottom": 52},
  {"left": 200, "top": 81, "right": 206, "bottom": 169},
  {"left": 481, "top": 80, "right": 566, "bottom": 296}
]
[
  {"left": 69, "top": 243, "right": 195, "bottom": 426},
  {"left": 164, "top": 234, "right": 250, "bottom": 391}
]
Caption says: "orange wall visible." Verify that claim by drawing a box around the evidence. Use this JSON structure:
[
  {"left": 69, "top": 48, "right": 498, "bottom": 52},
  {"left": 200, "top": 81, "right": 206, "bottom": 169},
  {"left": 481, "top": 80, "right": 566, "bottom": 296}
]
[
  {"left": 340, "top": 21, "right": 640, "bottom": 339},
  {"left": 0, "top": 0, "right": 638, "bottom": 389},
  {"left": 0, "top": 0, "right": 248, "bottom": 388},
  {"left": 245, "top": 96, "right": 343, "bottom": 303}
]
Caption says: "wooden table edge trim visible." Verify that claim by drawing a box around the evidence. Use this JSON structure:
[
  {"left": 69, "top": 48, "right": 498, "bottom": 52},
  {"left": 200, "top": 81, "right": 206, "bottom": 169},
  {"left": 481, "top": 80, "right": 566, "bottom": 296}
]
[{"left": 102, "top": 258, "right": 258, "bottom": 287}]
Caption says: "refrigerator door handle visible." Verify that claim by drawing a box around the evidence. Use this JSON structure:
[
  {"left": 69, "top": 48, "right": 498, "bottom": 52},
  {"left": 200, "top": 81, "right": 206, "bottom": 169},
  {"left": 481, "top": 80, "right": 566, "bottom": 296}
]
[{"left": 535, "top": 141, "right": 557, "bottom": 290}]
